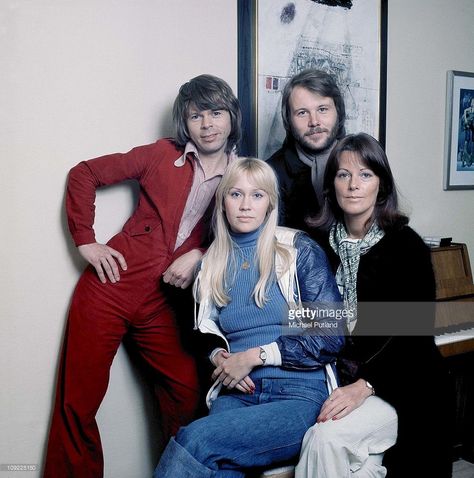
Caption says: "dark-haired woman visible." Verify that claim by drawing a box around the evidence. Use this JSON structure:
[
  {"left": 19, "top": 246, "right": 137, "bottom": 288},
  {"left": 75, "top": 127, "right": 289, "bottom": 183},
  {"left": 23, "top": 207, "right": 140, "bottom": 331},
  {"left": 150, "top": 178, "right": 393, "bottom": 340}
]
[{"left": 296, "top": 133, "right": 453, "bottom": 478}]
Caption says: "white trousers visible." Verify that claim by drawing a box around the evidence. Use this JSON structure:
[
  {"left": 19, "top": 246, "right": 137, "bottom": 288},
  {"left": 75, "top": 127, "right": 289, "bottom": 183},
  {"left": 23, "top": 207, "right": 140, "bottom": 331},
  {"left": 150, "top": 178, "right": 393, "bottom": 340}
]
[{"left": 295, "top": 396, "right": 398, "bottom": 478}]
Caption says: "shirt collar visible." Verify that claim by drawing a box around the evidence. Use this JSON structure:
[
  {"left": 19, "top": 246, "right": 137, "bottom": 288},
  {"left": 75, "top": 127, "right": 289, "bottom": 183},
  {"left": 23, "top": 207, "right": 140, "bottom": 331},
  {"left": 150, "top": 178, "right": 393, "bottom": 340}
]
[
  {"left": 174, "top": 141, "right": 199, "bottom": 167},
  {"left": 174, "top": 142, "right": 237, "bottom": 177}
]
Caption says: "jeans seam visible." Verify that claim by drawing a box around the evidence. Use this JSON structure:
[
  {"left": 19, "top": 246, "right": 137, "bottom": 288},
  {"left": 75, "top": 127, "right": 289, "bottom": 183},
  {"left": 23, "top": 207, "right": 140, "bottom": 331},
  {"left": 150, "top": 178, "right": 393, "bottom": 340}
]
[
  {"left": 229, "top": 410, "right": 309, "bottom": 464},
  {"left": 231, "top": 439, "right": 302, "bottom": 463}
]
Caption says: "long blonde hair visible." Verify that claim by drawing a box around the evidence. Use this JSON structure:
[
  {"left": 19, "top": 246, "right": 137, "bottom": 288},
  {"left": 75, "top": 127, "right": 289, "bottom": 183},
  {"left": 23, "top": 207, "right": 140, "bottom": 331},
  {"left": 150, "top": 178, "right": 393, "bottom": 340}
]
[{"left": 194, "top": 157, "right": 292, "bottom": 308}]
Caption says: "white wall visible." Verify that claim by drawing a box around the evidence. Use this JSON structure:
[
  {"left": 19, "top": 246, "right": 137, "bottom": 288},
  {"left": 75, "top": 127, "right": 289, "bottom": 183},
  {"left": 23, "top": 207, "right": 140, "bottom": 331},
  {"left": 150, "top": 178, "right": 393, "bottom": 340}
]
[
  {"left": 385, "top": 0, "right": 474, "bottom": 264},
  {"left": 0, "top": 1, "right": 236, "bottom": 477},
  {"left": 1, "top": 1, "right": 473, "bottom": 478}
]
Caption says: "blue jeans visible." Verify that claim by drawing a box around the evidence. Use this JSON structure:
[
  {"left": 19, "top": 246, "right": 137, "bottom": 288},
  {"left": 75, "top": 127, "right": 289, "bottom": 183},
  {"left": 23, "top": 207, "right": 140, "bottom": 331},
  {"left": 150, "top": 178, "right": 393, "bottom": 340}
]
[{"left": 153, "top": 377, "right": 328, "bottom": 478}]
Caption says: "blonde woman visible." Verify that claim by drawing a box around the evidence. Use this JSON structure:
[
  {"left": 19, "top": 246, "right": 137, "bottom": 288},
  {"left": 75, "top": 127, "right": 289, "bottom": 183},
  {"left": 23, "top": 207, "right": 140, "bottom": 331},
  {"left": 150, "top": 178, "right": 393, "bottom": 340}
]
[{"left": 153, "top": 158, "right": 344, "bottom": 477}]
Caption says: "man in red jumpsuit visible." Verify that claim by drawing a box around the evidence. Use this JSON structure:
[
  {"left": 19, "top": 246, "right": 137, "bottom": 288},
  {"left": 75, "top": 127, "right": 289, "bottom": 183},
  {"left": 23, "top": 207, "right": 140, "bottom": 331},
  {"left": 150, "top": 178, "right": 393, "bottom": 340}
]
[{"left": 43, "top": 74, "right": 241, "bottom": 478}]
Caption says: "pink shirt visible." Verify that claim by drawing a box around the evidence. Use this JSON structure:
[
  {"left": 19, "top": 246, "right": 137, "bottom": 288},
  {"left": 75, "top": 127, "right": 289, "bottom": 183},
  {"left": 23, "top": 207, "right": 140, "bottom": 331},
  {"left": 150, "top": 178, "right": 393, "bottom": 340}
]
[{"left": 174, "top": 142, "right": 236, "bottom": 250}]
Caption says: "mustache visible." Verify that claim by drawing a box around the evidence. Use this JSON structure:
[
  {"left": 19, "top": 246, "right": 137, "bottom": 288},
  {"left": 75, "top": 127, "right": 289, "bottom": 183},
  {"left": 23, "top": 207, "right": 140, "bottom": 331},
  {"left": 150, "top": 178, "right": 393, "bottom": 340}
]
[{"left": 305, "top": 127, "right": 328, "bottom": 136}]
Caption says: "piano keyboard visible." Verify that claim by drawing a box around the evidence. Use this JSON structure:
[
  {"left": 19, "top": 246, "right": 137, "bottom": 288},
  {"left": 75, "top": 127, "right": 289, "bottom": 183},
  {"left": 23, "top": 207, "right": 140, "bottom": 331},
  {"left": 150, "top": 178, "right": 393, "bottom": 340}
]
[
  {"left": 435, "top": 326, "right": 474, "bottom": 357},
  {"left": 435, "top": 326, "right": 474, "bottom": 346}
]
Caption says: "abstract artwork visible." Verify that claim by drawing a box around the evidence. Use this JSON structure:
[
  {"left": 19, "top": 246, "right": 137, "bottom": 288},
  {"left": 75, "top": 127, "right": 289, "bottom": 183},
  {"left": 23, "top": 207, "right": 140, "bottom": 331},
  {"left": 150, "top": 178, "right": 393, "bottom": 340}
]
[{"left": 238, "top": 0, "right": 387, "bottom": 158}]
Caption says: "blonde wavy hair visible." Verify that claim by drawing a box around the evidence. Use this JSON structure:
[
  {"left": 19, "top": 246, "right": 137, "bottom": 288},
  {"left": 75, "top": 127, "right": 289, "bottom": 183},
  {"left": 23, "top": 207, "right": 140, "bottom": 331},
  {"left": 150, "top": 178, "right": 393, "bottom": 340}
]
[{"left": 194, "top": 157, "right": 292, "bottom": 308}]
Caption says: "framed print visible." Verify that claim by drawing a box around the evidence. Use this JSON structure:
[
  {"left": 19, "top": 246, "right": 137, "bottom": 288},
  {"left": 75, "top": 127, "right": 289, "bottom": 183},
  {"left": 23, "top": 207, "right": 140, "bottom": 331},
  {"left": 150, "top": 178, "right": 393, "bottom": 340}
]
[
  {"left": 238, "top": 0, "right": 387, "bottom": 158},
  {"left": 444, "top": 70, "right": 474, "bottom": 190}
]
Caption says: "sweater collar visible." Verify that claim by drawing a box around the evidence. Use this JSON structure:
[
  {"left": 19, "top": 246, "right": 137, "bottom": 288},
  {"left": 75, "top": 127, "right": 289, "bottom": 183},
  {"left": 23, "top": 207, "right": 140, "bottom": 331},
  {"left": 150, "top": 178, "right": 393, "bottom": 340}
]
[{"left": 230, "top": 225, "right": 262, "bottom": 247}]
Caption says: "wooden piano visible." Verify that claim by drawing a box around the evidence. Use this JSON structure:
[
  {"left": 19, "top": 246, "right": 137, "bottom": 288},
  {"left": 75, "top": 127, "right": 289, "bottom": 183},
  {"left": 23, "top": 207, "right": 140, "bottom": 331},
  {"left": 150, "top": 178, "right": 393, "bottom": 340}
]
[
  {"left": 432, "top": 242, "right": 474, "bottom": 355},
  {"left": 430, "top": 242, "right": 474, "bottom": 461}
]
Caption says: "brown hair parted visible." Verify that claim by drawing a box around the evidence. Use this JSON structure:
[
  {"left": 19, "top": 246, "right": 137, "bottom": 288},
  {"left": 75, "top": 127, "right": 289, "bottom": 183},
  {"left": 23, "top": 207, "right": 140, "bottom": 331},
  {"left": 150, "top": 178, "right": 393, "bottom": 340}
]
[
  {"left": 173, "top": 74, "right": 242, "bottom": 154},
  {"left": 310, "top": 133, "right": 408, "bottom": 232},
  {"left": 281, "top": 69, "right": 346, "bottom": 141}
]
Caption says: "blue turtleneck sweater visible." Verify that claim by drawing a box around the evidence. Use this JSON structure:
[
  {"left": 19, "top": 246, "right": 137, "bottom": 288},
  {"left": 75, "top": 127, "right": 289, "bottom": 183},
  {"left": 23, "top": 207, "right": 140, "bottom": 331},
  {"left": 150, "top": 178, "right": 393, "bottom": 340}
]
[{"left": 218, "top": 227, "right": 325, "bottom": 381}]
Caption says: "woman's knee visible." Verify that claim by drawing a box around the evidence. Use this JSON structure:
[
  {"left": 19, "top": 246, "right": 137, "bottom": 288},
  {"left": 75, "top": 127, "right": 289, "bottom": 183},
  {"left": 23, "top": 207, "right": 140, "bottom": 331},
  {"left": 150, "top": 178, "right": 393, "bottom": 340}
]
[
  {"left": 308, "top": 420, "right": 346, "bottom": 446},
  {"left": 300, "top": 421, "right": 344, "bottom": 456},
  {"left": 176, "top": 420, "right": 204, "bottom": 449},
  {"left": 175, "top": 418, "right": 217, "bottom": 461}
]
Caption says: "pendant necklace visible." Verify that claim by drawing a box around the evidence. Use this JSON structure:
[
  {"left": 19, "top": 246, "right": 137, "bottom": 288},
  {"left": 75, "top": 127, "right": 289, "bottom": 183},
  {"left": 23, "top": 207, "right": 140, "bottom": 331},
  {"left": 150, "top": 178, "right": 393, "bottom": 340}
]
[{"left": 237, "top": 248, "right": 251, "bottom": 270}]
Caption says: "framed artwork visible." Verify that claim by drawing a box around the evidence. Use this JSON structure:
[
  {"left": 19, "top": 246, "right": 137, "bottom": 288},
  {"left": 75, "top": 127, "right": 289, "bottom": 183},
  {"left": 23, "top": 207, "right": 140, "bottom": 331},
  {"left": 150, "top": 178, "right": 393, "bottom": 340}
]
[
  {"left": 444, "top": 70, "right": 474, "bottom": 190},
  {"left": 238, "top": 0, "right": 388, "bottom": 158}
]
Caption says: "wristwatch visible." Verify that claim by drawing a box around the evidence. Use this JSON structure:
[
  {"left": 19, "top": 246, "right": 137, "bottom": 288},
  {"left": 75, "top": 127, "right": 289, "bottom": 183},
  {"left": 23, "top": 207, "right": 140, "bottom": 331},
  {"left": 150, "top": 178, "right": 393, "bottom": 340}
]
[
  {"left": 365, "top": 380, "right": 375, "bottom": 396},
  {"left": 259, "top": 347, "right": 267, "bottom": 365}
]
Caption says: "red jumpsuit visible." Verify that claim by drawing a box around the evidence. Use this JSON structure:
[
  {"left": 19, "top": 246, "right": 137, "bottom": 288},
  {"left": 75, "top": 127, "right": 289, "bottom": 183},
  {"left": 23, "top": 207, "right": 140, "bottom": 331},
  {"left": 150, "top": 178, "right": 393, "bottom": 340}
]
[{"left": 43, "top": 139, "right": 212, "bottom": 478}]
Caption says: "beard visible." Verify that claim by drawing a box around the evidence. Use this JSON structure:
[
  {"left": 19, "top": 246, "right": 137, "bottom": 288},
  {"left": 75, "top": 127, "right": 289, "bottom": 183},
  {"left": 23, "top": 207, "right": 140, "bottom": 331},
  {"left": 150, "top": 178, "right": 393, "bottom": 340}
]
[{"left": 292, "top": 124, "right": 338, "bottom": 156}]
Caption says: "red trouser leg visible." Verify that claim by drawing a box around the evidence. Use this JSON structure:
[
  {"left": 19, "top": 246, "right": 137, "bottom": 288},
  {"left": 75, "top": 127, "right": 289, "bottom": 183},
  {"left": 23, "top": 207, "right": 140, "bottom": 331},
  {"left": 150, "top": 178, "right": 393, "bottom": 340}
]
[
  {"left": 43, "top": 266, "right": 201, "bottom": 477},
  {"left": 43, "top": 269, "right": 130, "bottom": 478},
  {"left": 129, "top": 307, "right": 200, "bottom": 441}
]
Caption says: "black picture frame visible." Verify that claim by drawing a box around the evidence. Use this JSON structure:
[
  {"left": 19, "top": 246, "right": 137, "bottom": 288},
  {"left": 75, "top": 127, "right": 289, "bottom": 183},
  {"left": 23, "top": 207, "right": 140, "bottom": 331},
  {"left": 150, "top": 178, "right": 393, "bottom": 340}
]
[
  {"left": 444, "top": 70, "right": 474, "bottom": 190},
  {"left": 238, "top": 0, "right": 388, "bottom": 158}
]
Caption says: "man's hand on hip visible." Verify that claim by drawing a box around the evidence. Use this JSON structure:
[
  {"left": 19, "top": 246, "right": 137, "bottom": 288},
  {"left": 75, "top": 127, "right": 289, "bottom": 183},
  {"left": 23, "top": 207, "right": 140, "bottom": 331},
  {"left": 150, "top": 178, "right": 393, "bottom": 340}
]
[{"left": 78, "top": 243, "right": 127, "bottom": 284}]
